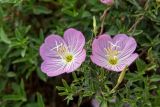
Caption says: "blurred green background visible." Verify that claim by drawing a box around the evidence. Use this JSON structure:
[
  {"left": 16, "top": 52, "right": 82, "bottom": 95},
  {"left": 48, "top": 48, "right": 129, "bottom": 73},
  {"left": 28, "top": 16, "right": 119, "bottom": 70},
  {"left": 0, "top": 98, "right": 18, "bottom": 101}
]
[{"left": 0, "top": 0, "right": 160, "bottom": 107}]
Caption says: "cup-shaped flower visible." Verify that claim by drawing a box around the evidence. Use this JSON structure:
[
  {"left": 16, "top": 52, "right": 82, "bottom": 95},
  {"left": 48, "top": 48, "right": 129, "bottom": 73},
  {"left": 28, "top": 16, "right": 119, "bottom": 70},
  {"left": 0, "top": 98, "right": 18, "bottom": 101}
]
[
  {"left": 100, "top": 0, "right": 113, "bottom": 5},
  {"left": 39, "top": 28, "right": 86, "bottom": 77},
  {"left": 91, "top": 34, "right": 138, "bottom": 72}
]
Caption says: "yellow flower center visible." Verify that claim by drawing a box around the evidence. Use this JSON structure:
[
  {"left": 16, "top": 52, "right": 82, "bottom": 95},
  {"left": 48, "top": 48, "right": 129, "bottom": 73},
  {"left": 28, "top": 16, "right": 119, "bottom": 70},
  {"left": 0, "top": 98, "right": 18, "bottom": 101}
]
[
  {"left": 52, "top": 42, "right": 73, "bottom": 63},
  {"left": 65, "top": 54, "right": 73, "bottom": 62},
  {"left": 105, "top": 45, "right": 119, "bottom": 65},
  {"left": 108, "top": 57, "right": 118, "bottom": 65}
]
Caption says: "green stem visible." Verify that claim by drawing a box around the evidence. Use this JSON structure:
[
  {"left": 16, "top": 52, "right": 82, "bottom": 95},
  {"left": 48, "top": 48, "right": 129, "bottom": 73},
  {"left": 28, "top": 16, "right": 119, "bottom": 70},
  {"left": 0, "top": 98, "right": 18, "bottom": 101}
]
[{"left": 110, "top": 66, "right": 128, "bottom": 94}]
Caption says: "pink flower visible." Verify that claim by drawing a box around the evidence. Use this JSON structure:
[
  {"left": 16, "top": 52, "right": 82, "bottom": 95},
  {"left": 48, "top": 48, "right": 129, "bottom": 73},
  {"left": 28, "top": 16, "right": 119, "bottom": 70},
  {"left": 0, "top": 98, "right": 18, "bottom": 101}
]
[
  {"left": 91, "top": 34, "right": 138, "bottom": 72},
  {"left": 91, "top": 99, "right": 100, "bottom": 107},
  {"left": 40, "top": 28, "right": 86, "bottom": 77},
  {"left": 100, "top": 0, "right": 113, "bottom": 5}
]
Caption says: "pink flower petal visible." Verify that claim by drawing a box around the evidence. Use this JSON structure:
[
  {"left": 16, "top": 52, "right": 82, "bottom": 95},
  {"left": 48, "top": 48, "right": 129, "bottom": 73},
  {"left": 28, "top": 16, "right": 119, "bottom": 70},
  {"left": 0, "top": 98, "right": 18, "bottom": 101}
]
[
  {"left": 41, "top": 58, "right": 66, "bottom": 77},
  {"left": 39, "top": 35, "right": 66, "bottom": 60},
  {"left": 119, "top": 38, "right": 137, "bottom": 59},
  {"left": 113, "top": 34, "right": 137, "bottom": 59},
  {"left": 100, "top": 0, "right": 113, "bottom": 5},
  {"left": 91, "top": 99, "right": 100, "bottom": 107},
  {"left": 92, "top": 34, "right": 112, "bottom": 58},
  {"left": 122, "top": 53, "right": 138, "bottom": 66},
  {"left": 66, "top": 49, "right": 86, "bottom": 73},
  {"left": 113, "top": 34, "right": 128, "bottom": 51},
  {"left": 63, "top": 28, "right": 85, "bottom": 54},
  {"left": 105, "top": 53, "right": 138, "bottom": 72},
  {"left": 91, "top": 34, "right": 112, "bottom": 70},
  {"left": 91, "top": 34, "right": 138, "bottom": 72},
  {"left": 108, "top": 63, "right": 126, "bottom": 72},
  {"left": 40, "top": 28, "right": 86, "bottom": 77},
  {"left": 90, "top": 55, "right": 107, "bottom": 68}
]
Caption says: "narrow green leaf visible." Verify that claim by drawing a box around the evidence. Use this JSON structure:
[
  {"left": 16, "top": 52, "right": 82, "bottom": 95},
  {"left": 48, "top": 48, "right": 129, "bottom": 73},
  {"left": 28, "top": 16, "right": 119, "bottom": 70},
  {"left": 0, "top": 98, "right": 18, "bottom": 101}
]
[
  {"left": 6, "top": 72, "right": 16, "bottom": 77},
  {"left": 20, "top": 79, "right": 27, "bottom": 102},
  {"left": 150, "top": 75, "right": 160, "bottom": 82},
  {"left": 37, "top": 68, "right": 47, "bottom": 82},
  {"left": 0, "top": 80, "right": 7, "bottom": 92},
  {"left": 0, "top": 27, "right": 11, "bottom": 44},
  {"left": 56, "top": 86, "right": 65, "bottom": 91},
  {"left": 33, "top": 6, "right": 52, "bottom": 15},
  {"left": 3, "top": 95, "right": 23, "bottom": 101},
  {"left": 62, "top": 79, "right": 70, "bottom": 90},
  {"left": 136, "top": 58, "right": 147, "bottom": 73},
  {"left": 37, "top": 92, "right": 45, "bottom": 107}
]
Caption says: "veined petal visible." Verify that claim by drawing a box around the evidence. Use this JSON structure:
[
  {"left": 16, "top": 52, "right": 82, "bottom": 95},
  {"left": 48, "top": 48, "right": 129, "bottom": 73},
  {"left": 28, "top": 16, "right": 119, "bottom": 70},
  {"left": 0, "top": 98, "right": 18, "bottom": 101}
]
[
  {"left": 91, "top": 55, "right": 126, "bottom": 72},
  {"left": 39, "top": 35, "right": 66, "bottom": 60},
  {"left": 90, "top": 55, "right": 107, "bottom": 68},
  {"left": 122, "top": 53, "right": 138, "bottom": 66},
  {"left": 64, "top": 28, "right": 85, "bottom": 54},
  {"left": 65, "top": 49, "right": 86, "bottom": 73},
  {"left": 109, "top": 53, "right": 138, "bottom": 72},
  {"left": 92, "top": 34, "right": 112, "bottom": 57},
  {"left": 119, "top": 36, "right": 137, "bottom": 59},
  {"left": 41, "top": 58, "right": 66, "bottom": 77},
  {"left": 100, "top": 0, "right": 113, "bottom": 5},
  {"left": 107, "top": 63, "right": 126, "bottom": 72},
  {"left": 91, "top": 33, "right": 138, "bottom": 72},
  {"left": 113, "top": 34, "right": 128, "bottom": 51},
  {"left": 91, "top": 54, "right": 122, "bottom": 72},
  {"left": 91, "top": 34, "right": 112, "bottom": 69}
]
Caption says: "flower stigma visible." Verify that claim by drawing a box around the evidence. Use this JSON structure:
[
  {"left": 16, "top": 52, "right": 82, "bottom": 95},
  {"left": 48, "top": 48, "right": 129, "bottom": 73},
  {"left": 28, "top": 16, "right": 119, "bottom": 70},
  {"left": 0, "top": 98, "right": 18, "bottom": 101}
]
[
  {"left": 105, "top": 42, "right": 119, "bottom": 65},
  {"left": 65, "top": 54, "right": 73, "bottom": 62},
  {"left": 51, "top": 41, "right": 73, "bottom": 63}
]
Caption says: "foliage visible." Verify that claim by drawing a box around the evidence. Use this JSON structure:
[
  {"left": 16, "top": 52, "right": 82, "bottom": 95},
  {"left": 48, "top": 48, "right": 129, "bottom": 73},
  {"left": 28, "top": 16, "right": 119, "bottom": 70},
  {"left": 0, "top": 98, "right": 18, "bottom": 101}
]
[{"left": 0, "top": 0, "right": 160, "bottom": 107}]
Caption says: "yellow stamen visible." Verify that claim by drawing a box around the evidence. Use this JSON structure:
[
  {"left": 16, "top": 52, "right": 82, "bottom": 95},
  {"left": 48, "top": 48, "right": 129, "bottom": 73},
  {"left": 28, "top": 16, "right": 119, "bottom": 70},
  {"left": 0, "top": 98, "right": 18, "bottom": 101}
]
[
  {"left": 54, "top": 43, "right": 73, "bottom": 63},
  {"left": 105, "top": 46, "right": 119, "bottom": 65},
  {"left": 65, "top": 54, "right": 73, "bottom": 62},
  {"left": 108, "top": 58, "right": 118, "bottom": 65},
  {"left": 57, "top": 45, "right": 67, "bottom": 56}
]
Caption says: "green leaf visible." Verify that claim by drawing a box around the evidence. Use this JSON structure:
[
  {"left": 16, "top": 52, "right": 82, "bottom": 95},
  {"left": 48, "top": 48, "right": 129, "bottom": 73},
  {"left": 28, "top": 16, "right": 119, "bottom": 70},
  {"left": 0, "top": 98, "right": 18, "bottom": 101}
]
[
  {"left": 37, "top": 92, "right": 45, "bottom": 107},
  {"left": 3, "top": 95, "right": 23, "bottom": 101},
  {"left": 13, "top": 102, "right": 23, "bottom": 107},
  {"left": 150, "top": 75, "right": 160, "bottom": 82},
  {"left": 56, "top": 86, "right": 65, "bottom": 91},
  {"left": 19, "top": 79, "right": 27, "bottom": 101},
  {"left": 101, "top": 101, "right": 108, "bottom": 107},
  {"left": 62, "top": 79, "right": 70, "bottom": 90},
  {"left": 37, "top": 68, "right": 47, "bottom": 82},
  {"left": 61, "top": 8, "right": 78, "bottom": 17},
  {"left": 126, "top": 0, "right": 142, "bottom": 10},
  {"left": 0, "top": 0, "right": 23, "bottom": 4},
  {"left": 25, "top": 103, "right": 38, "bottom": 107},
  {"left": 21, "top": 46, "right": 27, "bottom": 57},
  {"left": 0, "top": 79, "right": 7, "bottom": 92},
  {"left": 136, "top": 58, "right": 147, "bottom": 73},
  {"left": 33, "top": 6, "right": 52, "bottom": 15},
  {"left": 6, "top": 72, "right": 16, "bottom": 77},
  {"left": 0, "top": 27, "right": 11, "bottom": 44}
]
